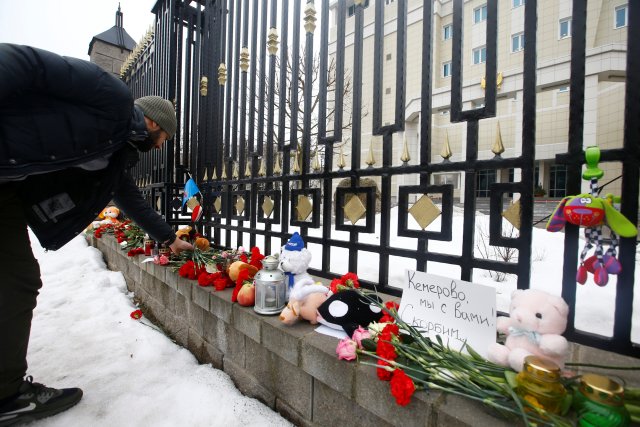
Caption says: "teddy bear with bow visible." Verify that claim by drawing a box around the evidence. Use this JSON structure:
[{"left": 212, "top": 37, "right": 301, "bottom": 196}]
[{"left": 487, "top": 289, "right": 570, "bottom": 372}]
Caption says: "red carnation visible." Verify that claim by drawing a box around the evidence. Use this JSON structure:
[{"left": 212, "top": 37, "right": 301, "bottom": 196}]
[
  {"left": 340, "top": 272, "right": 360, "bottom": 289},
  {"left": 380, "top": 301, "right": 400, "bottom": 323},
  {"left": 390, "top": 369, "right": 415, "bottom": 406},
  {"left": 130, "top": 309, "right": 143, "bottom": 320},
  {"left": 198, "top": 273, "right": 213, "bottom": 287},
  {"left": 213, "top": 276, "right": 230, "bottom": 291},
  {"left": 376, "top": 337, "right": 397, "bottom": 361},
  {"left": 178, "top": 261, "right": 196, "bottom": 278},
  {"left": 329, "top": 278, "right": 343, "bottom": 294},
  {"left": 382, "top": 323, "right": 400, "bottom": 337},
  {"left": 376, "top": 360, "right": 393, "bottom": 381}
]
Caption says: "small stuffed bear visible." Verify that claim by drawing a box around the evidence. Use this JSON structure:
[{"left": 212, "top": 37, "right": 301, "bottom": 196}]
[
  {"left": 279, "top": 232, "right": 313, "bottom": 299},
  {"left": 92, "top": 206, "right": 121, "bottom": 228},
  {"left": 280, "top": 283, "right": 329, "bottom": 325},
  {"left": 487, "top": 289, "right": 570, "bottom": 372}
]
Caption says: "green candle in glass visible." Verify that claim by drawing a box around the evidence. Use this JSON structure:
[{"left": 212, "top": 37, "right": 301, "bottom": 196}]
[{"left": 573, "top": 373, "right": 630, "bottom": 427}]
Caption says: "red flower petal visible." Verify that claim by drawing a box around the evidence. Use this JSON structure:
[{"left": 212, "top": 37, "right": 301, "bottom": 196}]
[{"left": 390, "top": 369, "right": 415, "bottom": 406}]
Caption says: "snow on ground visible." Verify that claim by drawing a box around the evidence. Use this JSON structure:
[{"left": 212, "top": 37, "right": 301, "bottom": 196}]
[{"left": 26, "top": 233, "right": 293, "bottom": 427}]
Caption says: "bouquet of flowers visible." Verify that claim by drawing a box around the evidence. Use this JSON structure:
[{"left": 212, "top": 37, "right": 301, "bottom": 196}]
[
  {"left": 176, "top": 244, "right": 265, "bottom": 294},
  {"left": 329, "top": 272, "right": 360, "bottom": 294},
  {"left": 335, "top": 292, "right": 573, "bottom": 426},
  {"left": 91, "top": 219, "right": 146, "bottom": 252}
]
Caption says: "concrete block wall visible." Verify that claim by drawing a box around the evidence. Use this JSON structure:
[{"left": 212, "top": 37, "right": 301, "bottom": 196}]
[{"left": 88, "top": 235, "right": 640, "bottom": 426}]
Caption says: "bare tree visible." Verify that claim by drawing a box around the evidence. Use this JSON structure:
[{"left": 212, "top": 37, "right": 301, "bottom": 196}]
[{"left": 249, "top": 47, "right": 366, "bottom": 157}]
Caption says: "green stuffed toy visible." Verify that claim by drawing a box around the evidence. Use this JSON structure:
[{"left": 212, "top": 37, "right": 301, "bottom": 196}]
[{"left": 546, "top": 146, "right": 637, "bottom": 286}]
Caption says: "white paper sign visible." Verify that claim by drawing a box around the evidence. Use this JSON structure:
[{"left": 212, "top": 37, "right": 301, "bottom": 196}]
[{"left": 399, "top": 270, "right": 496, "bottom": 358}]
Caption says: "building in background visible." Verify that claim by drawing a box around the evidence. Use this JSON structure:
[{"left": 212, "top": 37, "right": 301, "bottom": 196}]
[
  {"left": 328, "top": 0, "right": 628, "bottom": 203},
  {"left": 89, "top": 5, "right": 136, "bottom": 76}
]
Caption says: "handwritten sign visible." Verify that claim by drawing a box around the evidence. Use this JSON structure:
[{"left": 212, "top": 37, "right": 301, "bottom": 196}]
[{"left": 399, "top": 270, "right": 496, "bottom": 358}]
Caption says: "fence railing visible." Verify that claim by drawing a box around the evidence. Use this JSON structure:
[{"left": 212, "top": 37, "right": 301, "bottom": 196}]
[{"left": 120, "top": 0, "right": 640, "bottom": 358}]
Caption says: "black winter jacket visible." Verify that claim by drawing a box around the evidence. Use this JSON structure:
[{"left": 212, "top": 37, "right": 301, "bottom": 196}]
[{"left": 0, "top": 44, "right": 174, "bottom": 250}]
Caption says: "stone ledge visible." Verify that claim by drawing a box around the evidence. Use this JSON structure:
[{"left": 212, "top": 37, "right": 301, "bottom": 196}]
[{"left": 89, "top": 234, "right": 640, "bottom": 426}]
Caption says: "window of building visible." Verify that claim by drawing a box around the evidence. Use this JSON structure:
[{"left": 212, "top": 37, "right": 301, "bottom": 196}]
[
  {"left": 347, "top": 0, "right": 370, "bottom": 17},
  {"left": 473, "top": 46, "right": 486, "bottom": 64},
  {"left": 472, "top": 100, "right": 485, "bottom": 109},
  {"left": 615, "top": 5, "right": 628, "bottom": 29},
  {"left": 442, "top": 61, "right": 452, "bottom": 78},
  {"left": 385, "top": 0, "right": 394, "bottom": 4},
  {"left": 511, "top": 33, "right": 525, "bottom": 52},
  {"left": 513, "top": 0, "right": 525, "bottom": 7},
  {"left": 559, "top": 18, "right": 571, "bottom": 39},
  {"left": 385, "top": 87, "right": 391, "bottom": 94},
  {"left": 473, "top": 4, "right": 487, "bottom": 23},
  {"left": 434, "top": 173, "right": 459, "bottom": 189},
  {"left": 558, "top": 85, "right": 569, "bottom": 93},
  {"left": 549, "top": 164, "right": 567, "bottom": 197},
  {"left": 386, "top": 53, "right": 392, "bottom": 61},
  {"left": 443, "top": 24, "right": 452, "bottom": 40},
  {"left": 476, "top": 169, "right": 496, "bottom": 197}
]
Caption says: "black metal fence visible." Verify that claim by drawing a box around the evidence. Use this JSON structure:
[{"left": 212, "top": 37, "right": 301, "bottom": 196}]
[{"left": 120, "top": 0, "right": 640, "bottom": 358}]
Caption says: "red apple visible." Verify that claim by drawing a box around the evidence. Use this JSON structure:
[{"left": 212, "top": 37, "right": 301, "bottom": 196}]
[{"left": 237, "top": 281, "right": 256, "bottom": 307}]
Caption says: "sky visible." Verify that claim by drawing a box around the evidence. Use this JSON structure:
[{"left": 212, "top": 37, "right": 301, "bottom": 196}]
[
  {"left": 0, "top": 0, "right": 157, "bottom": 59},
  {"left": 19, "top": 207, "right": 639, "bottom": 425}
]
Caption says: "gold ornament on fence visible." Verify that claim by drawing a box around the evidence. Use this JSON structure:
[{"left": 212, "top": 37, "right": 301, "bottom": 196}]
[
  {"left": 441, "top": 130, "right": 453, "bottom": 161},
  {"left": 296, "top": 195, "right": 313, "bottom": 221},
  {"left": 492, "top": 121, "right": 505, "bottom": 157},
  {"left": 240, "top": 47, "right": 249, "bottom": 72},
  {"left": 200, "top": 76, "right": 208, "bottom": 96},
  {"left": 337, "top": 145, "right": 346, "bottom": 170},
  {"left": 304, "top": 3, "right": 317, "bottom": 33},
  {"left": 218, "top": 63, "right": 227, "bottom": 85},
  {"left": 366, "top": 137, "right": 376, "bottom": 167},
  {"left": 312, "top": 148, "right": 322, "bottom": 172},
  {"left": 274, "top": 152, "right": 282, "bottom": 175},
  {"left": 267, "top": 28, "right": 279, "bottom": 56},
  {"left": 409, "top": 195, "right": 441, "bottom": 230},
  {"left": 400, "top": 134, "right": 411, "bottom": 164}
]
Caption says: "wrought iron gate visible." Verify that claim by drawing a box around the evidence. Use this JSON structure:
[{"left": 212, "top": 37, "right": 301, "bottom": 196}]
[{"left": 120, "top": 0, "right": 640, "bottom": 358}]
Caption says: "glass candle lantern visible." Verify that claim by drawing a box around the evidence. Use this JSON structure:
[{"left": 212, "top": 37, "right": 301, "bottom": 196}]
[
  {"left": 158, "top": 244, "right": 171, "bottom": 258},
  {"left": 254, "top": 255, "right": 286, "bottom": 315},
  {"left": 573, "top": 373, "right": 630, "bottom": 427},
  {"left": 515, "top": 356, "right": 567, "bottom": 414},
  {"left": 144, "top": 237, "right": 155, "bottom": 256}
]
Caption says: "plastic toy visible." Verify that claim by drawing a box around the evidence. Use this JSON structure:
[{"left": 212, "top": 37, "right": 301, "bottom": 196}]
[{"left": 546, "top": 146, "right": 637, "bottom": 286}]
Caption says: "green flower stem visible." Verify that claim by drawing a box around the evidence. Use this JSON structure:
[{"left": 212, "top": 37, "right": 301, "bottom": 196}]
[{"left": 356, "top": 291, "right": 575, "bottom": 426}]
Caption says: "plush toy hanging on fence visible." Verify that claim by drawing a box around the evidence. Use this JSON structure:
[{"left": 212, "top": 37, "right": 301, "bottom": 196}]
[{"left": 546, "top": 146, "right": 637, "bottom": 286}]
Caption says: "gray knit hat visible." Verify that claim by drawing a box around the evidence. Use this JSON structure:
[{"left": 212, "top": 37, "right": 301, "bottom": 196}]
[{"left": 134, "top": 96, "right": 177, "bottom": 139}]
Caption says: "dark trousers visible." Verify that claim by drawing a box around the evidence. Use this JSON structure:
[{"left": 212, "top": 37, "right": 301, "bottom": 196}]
[{"left": 0, "top": 184, "right": 42, "bottom": 399}]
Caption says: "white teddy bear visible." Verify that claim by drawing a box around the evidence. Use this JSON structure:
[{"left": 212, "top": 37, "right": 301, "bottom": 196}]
[
  {"left": 487, "top": 289, "right": 570, "bottom": 372},
  {"left": 279, "top": 232, "right": 315, "bottom": 299}
]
